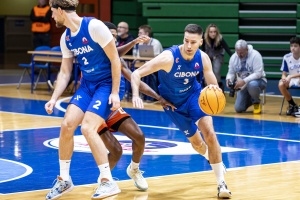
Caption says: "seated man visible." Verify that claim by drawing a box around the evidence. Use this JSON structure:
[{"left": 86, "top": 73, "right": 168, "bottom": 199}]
[
  {"left": 135, "top": 24, "right": 163, "bottom": 57},
  {"left": 116, "top": 21, "right": 135, "bottom": 55},
  {"left": 226, "top": 39, "right": 267, "bottom": 114},
  {"left": 134, "top": 24, "right": 163, "bottom": 102},
  {"left": 278, "top": 36, "right": 300, "bottom": 116}
]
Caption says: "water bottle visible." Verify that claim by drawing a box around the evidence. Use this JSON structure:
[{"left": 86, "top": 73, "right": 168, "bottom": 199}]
[{"left": 132, "top": 44, "right": 138, "bottom": 57}]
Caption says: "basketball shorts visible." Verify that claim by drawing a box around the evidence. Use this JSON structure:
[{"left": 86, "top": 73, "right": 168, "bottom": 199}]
[
  {"left": 163, "top": 89, "right": 208, "bottom": 138},
  {"left": 288, "top": 77, "right": 300, "bottom": 87},
  {"left": 69, "top": 78, "right": 125, "bottom": 120},
  {"left": 97, "top": 107, "right": 131, "bottom": 135}
]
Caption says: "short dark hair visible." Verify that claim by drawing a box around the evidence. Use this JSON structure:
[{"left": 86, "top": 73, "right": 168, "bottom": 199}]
[
  {"left": 184, "top": 24, "right": 203, "bottom": 35},
  {"left": 103, "top": 21, "right": 117, "bottom": 31},
  {"left": 139, "top": 24, "right": 152, "bottom": 36},
  {"left": 290, "top": 37, "right": 300, "bottom": 45}
]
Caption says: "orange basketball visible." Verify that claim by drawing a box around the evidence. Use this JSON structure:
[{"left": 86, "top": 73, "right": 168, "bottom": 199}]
[{"left": 198, "top": 87, "right": 226, "bottom": 115}]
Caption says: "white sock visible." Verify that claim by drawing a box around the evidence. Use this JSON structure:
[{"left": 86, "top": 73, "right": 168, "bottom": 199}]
[
  {"left": 59, "top": 160, "right": 71, "bottom": 181},
  {"left": 98, "top": 163, "right": 112, "bottom": 182},
  {"left": 210, "top": 162, "right": 225, "bottom": 185},
  {"left": 130, "top": 160, "right": 140, "bottom": 170}
]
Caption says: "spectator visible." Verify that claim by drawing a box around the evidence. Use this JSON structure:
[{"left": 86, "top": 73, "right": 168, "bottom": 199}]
[
  {"left": 278, "top": 36, "right": 300, "bottom": 116},
  {"left": 116, "top": 21, "right": 135, "bottom": 55},
  {"left": 226, "top": 39, "right": 267, "bottom": 114},
  {"left": 202, "top": 23, "right": 233, "bottom": 91},
  {"left": 30, "top": 0, "right": 51, "bottom": 48},
  {"left": 135, "top": 24, "right": 163, "bottom": 56},
  {"left": 135, "top": 24, "right": 163, "bottom": 102}
]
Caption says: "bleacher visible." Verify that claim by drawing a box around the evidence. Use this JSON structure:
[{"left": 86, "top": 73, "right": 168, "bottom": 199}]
[{"left": 120, "top": 0, "right": 300, "bottom": 79}]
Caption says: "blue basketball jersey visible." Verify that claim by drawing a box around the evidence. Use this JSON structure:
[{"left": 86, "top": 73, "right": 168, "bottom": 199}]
[
  {"left": 65, "top": 17, "right": 111, "bottom": 82},
  {"left": 158, "top": 45, "right": 208, "bottom": 137},
  {"left": 158, "top": 45, "right": 204, "bottom": 107}
]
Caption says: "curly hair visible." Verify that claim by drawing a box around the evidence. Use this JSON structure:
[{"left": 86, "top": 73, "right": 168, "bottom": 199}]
[{"left": 204, "top": 24, "right": 223, "bottom": 48}]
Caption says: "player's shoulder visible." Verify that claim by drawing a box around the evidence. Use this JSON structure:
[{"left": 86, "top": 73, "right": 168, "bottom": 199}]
[{"left": 284, "top": 52, "right": 293, "bottom": 59}]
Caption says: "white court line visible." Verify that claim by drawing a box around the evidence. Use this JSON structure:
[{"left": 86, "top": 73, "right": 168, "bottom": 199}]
[{"left": 1, "top": 111, "right": 299, "bottom": 143}]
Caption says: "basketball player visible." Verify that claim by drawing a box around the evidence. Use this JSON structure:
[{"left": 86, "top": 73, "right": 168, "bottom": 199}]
[
  {"left": 44, "top": 0, "right": 122, "bottom": 199},
  {"left": 130, "top": 24, "right": 232, "bottom": 198},
  {"left": 96, "top": 21, "right": 176, "bottom": 191}
]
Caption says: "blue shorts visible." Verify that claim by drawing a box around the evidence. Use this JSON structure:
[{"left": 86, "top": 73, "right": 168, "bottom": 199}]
[
  {"left": 69, "top": 78, "right": 125, "bottom": 119},
  {"left": 163, "top": 89, "right": 208, "bottom": 138}
]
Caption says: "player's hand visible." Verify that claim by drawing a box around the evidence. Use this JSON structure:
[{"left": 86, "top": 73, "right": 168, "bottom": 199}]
[
  {"left": 109, "top": 93, "right": 120, "bottom": 111},
  {"left": 206, "top": 84, "right": 221, "bottom": 91},
  {"left": 134, "top": 35, "right": 150, "bottom": 44},
  {"left": 158, "top": 96, "right": 177, "bottom": 112},
  {"left": 45, "top": 99, "right": 56, "bottom": 114},
  {"left": 132, "top": 95, "right": 144, "bottom": 109}
]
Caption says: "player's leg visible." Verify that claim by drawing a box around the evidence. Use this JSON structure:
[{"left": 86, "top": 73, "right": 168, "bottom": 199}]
[
  {"left": 106, "top": 107, "right": 148, "bottom": 190},
  {"left": 163, "top": 106, "right": 208, "bottom": 160},
  {"left": 85, "top": 83, "right": 121, "bottom": 199},
  {"left": 197, "top": 116, "right": 231, "bottom": 198},
  {"left": 189, "top": 90, "right": 231, "bottom": 198},
  {"left": 186, "top": 131, "right": 208, "bottom": 160},
  {"left": 82, "top": 111, "right": 120, "bottom": 199},
  {"left": 46, "top": 104, "right": 84, "bottom": 200},
  {"left": 98, "top": 124, "right": 123, "bottom": 170}
]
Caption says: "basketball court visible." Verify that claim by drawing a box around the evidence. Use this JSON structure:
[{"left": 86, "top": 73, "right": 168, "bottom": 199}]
[{"left": 0, "top": 80, "right": 300, "bottom": 199}]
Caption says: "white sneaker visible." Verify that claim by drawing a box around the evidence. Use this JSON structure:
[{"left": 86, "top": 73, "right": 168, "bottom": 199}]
[
  {"left": 218, "top": 181, "right": 232, "bottom": 199},
  {"left": 92, "top": 180, "right": 121, "bottom": 199},
  {"left": 294, "top": 111, "right": 300, "bottom": 118},
  {"left": 126, "top": 164, "right": 148, "bottom": 191},
  {"left": 45, "top": 176, "right": 74, "bottom": 200}
]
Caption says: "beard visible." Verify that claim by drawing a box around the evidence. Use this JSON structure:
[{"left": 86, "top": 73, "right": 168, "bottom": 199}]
[{"left": 55, "top": 22, "right": 64, "bottom": 28}]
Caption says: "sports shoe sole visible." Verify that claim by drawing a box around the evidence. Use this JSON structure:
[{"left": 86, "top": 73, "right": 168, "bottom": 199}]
[
  {"left": 218, "top": 190, "right": 232, "bottom": 199},
  {"left": 46, "top": 184, "right": 74, "bottom": 200},
  {"left": 91, "top": 187, "right": 121, "bottom": 199}
]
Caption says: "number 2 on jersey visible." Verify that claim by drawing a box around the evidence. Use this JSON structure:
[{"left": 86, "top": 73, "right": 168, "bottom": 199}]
[{"left": 82, "top": 57, "right": 89, "bottom": 65}]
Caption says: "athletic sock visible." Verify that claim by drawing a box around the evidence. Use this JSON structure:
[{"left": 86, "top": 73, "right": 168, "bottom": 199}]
[
  {"left": 288, "top": 98, "right": 297, "bottom": 106},
  {"left": 210, "top": 162, "right": 225, "bottom": 185},
  {"left": 130, "top": 160, "right": 140, "bottom": 170},
  {"left": 98, "top": 163, "right": 112, "bottom": 182},
  {"left": 59, "top": 160, "right": 71, "bottom": 181}
]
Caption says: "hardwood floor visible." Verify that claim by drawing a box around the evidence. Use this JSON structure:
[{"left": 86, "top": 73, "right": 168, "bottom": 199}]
[{"left": 1, "top": 84, "right": 300, "bottom": 200}]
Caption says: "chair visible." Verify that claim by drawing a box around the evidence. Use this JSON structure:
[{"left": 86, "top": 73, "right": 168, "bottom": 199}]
[
  {"left": 279, "top": 86, "right": 300, "bottom": 115},
  {"left": 17, "top": 45, "right": 51, "bottom": 89},
  {"left": 47, "top": 46, "right": 62, "bottom": 88},
  {"left": 261, "top": 88, "right": 266, "bottom": 105}
]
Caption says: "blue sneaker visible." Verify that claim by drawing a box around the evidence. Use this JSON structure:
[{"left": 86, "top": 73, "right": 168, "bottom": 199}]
[
  {"left": 92, "top": 180, "right": 121, "bottom": 199},
  {"left": 45, "top": 176, "right": 74, "bottom": 200}
]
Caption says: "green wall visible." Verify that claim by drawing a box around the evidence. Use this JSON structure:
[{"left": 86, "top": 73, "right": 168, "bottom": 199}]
[{"left": 0, "top": 0, "right": 36, "bottom": 16}]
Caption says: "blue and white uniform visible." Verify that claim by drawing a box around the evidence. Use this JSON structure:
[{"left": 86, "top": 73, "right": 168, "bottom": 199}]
[
  {"left": 60, "top": 17, "right": 125, "bottom": 119},
  {"left": 158, "top": 45, "right": 207, "bottom": 137},
  {"left": 281, "top": 52, "right": 300, "bottom": 87}
]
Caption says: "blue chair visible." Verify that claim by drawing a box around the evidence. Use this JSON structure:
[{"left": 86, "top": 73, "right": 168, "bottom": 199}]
[
  {"left": 279, "top": 85, "right": 300, "bottom": 115},
  {"left": 17, "top": 45, "right": 51, "bottom": 89}
]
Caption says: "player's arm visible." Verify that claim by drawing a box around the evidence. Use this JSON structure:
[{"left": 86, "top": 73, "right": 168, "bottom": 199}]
[
  {"left": 131, "top": 50, "right": 173, "bottom": 108},
  {"left": 201, "top": 50, "right": 219, "bottom": 88},
  {"left": 90, "top": 19, "right": 121, "bottom": 109},
  {"left": 117, "top": 35, "right": 150, "bottom": 57},
  {"left": 121, "top": 58, "right": 176, "bottom": 110},
  {"left": 45, "top": 33, "right": 73, "bottom": 114}
]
